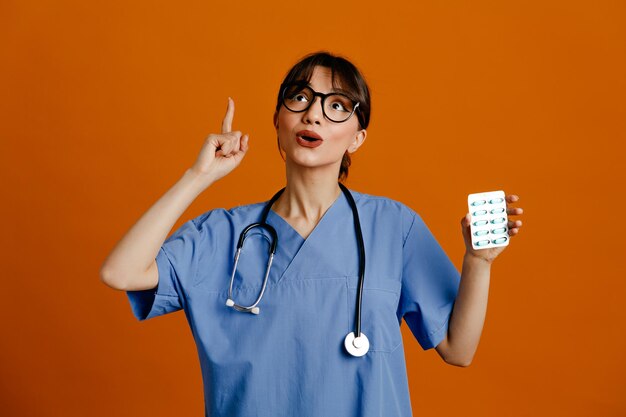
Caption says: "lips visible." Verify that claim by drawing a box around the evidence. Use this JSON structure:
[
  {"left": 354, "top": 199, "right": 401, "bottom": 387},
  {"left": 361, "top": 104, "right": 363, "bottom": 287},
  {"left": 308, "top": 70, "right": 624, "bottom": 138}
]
[
  {"left": 296, "top": 130, "right": 323, "bottom": 141},
  {"left": 295, "top": 130, "right": 323, "bottom": 148}
]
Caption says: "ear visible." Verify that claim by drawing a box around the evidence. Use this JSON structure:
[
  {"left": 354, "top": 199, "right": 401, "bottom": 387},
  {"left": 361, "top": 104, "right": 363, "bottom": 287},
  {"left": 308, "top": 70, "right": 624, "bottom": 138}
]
[
  {"left": 273, "top": 111, "right": 279, "bottom": 129},
  {"left": 347, "top": 129, "right": 367, "bottom": 154}
]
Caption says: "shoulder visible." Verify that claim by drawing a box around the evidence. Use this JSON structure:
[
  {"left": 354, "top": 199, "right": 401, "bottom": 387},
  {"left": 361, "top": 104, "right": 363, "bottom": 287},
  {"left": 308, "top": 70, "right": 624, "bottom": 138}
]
[
  {"left": 189, "top": 201, "right": 268, "bottom": 231},
  {"left": 350, "top": 189, "right": 417, "bottom": 219},
  {"left": 348, "top": 189, "right": 420, "bottom": 239}
]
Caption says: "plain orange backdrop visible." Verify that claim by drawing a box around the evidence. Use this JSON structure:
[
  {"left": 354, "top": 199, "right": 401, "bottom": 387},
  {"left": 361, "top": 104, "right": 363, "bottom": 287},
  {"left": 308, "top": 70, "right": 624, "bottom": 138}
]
[{"left": 2, "top": 0, "right": 625, "bottom": 416}]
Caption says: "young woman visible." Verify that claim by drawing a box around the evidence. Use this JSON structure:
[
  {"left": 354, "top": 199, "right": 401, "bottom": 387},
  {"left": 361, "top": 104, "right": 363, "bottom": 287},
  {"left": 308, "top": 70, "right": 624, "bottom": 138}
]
[{"left": 101, "top": 51, "right": 524, "bottom": 417}]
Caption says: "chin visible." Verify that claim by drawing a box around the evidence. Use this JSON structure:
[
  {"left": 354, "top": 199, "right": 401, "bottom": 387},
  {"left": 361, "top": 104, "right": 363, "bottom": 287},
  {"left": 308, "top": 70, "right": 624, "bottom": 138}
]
[{"left": 287, "top": 157, "right": 341, "bottom": 174}]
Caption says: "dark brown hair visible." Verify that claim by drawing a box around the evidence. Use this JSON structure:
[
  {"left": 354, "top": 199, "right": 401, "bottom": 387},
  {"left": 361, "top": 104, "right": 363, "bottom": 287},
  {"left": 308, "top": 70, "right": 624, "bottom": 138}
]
[{"left": 275, "top": 51, "right": 371, "bottom": 182}]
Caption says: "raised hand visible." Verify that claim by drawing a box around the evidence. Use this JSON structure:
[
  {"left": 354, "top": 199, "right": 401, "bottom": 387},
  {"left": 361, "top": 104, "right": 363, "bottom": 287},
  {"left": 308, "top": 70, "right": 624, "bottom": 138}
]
[
  {"left": 190, "top": 98, "right": 250, "bottom": 183},
  {"left": 461, "top": 194, "right": 524, "bottom": 264}
]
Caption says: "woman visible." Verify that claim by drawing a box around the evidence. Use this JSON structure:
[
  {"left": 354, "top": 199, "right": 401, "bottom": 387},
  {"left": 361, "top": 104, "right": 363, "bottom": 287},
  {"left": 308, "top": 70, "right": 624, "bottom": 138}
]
[{"left": 101, "top": 51, "right": 524, "bottom": 416}]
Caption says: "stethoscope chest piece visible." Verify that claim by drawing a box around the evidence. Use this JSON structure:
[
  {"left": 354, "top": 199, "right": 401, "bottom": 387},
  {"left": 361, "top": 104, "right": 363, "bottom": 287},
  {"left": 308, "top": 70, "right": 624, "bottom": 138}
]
[{"left": 344, "top": 332, "right": 370, "bottom": 357}]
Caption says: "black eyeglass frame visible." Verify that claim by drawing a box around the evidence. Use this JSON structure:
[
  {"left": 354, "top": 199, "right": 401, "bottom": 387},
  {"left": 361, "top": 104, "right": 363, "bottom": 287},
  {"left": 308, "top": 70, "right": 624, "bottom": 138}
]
[{"left": 280, "top": 83, "right": 361, "bottom": 124}]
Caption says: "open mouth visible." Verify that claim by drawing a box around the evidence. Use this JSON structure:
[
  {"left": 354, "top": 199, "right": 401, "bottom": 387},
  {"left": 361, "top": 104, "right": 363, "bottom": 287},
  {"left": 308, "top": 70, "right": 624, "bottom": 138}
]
[
  {"left": 300, "top": 136, "right": 320, "bottom": 142},
  {"left": 295, "top": 131, "right": 323, "bottom": 148},
  {"left": 296, "top": 130, "right": 323, "bottom": 142}
]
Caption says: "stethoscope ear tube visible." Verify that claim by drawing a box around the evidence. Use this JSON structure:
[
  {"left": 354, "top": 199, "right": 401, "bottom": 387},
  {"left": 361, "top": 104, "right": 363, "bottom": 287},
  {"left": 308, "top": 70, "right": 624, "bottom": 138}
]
[
  {"left": 238, "top": 223, "right": 278, "bottom": 254},
  {"left": 225, "top": 188, "right": 284, "bottom": 315},
  {"left": 227, "top": 223, "right": 277, "bottom": 314}
]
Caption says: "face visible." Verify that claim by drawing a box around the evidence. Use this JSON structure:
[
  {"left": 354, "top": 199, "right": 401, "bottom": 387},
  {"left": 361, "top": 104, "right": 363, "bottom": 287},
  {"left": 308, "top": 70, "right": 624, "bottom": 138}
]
[{"left": 274, "top": 66, "right": 367, "bottom": 176}]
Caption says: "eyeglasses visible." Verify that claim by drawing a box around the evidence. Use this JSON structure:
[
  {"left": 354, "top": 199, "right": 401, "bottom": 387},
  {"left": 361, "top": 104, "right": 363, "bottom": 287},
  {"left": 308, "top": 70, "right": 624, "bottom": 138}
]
[{"left": 281, "top": 83, "right": 360, "bottom": 123}]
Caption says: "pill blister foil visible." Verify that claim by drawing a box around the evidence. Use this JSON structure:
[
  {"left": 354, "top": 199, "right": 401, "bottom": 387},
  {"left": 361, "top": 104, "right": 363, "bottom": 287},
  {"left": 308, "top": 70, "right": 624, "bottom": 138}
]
[{"left": 467, "top": 190, "right": 510, "bottom": 250}]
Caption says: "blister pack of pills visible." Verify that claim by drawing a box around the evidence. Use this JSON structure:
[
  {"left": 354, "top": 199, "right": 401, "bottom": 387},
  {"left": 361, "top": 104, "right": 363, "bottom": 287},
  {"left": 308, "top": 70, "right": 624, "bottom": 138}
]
[{"left": 468, "top": 190, "right": 509, "bottom": 250}]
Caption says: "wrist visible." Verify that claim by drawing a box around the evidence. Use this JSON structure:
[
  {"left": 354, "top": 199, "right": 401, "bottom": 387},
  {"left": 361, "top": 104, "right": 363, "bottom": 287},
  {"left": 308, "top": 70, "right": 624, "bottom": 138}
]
[
  {"left": 464, "top": 251, "right": 493, "bottom": 267},
  {"left": 183, "top": 168, "right": 215, "bottom": 192}
]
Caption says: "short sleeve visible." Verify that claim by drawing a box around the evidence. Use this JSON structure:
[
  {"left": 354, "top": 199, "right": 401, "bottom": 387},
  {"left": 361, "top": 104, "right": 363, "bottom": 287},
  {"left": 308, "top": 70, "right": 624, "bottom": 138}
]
[
  {"left": 126, "top": 215, "right": 206, "bottom": 321},
  {"left": 399, "top": 209, "right": 461, "bottom": 350}
]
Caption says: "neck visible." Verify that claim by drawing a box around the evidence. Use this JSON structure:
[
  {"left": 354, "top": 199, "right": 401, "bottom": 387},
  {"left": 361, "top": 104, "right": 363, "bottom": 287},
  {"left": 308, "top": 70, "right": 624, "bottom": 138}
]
[{"left": 274, "top": 160, "right": 342, "bottom": 222}]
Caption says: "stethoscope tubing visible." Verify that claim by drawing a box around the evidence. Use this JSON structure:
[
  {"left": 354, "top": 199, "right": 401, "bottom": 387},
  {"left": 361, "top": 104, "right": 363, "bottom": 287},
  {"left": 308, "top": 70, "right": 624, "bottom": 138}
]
[
  {"left": 339, "top": 183, "right": 366, "bottom": 339},
  {"left": 226, "top": 183, "right": 367, "bottom": 351}
]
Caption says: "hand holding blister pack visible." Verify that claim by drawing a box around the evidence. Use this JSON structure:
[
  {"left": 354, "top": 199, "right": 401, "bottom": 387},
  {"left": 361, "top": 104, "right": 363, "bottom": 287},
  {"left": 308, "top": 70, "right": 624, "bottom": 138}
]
[{"left": 468, "top": 190, "right": 510, "bottom": 250}]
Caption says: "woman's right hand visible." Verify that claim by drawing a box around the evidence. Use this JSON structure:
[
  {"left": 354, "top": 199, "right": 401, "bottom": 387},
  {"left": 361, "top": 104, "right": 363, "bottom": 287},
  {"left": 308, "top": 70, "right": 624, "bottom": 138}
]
[{"left": 190, "top": 98, "right": 250, "bottom": 184}]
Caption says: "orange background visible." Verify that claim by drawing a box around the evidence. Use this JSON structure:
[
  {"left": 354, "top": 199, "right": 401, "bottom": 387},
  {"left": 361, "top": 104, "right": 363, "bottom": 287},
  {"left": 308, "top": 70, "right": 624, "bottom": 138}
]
[{"left": 2, "top": 0, "right": 625, "bottom": 415}]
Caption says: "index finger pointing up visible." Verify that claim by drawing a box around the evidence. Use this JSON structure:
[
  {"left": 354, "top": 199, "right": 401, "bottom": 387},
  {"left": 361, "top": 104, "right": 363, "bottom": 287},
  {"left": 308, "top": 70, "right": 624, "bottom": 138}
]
[{"left": 221, "top": 97, "right": 234, "bottom": 133}]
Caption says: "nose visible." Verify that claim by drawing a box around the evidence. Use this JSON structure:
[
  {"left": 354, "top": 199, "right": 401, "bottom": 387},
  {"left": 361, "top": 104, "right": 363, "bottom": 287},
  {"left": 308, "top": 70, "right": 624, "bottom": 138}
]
[{"left": 302, "top": 96, "right": 323, "bottom": 125}]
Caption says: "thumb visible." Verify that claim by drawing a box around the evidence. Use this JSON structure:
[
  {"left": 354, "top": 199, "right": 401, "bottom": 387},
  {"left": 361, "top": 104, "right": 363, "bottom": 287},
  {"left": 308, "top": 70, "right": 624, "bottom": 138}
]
[
  {"left": 461, "top": 213, "right": 471, "bottom": 233},
  {"left": 461, "top": 214, "right": 473, "bottom": 249}
]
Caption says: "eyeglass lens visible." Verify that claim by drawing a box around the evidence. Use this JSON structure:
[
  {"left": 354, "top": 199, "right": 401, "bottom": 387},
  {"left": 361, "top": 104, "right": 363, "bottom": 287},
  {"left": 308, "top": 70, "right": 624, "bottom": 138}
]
[{"left": 283, "top": 85, "right": 357, "bottom": 122}]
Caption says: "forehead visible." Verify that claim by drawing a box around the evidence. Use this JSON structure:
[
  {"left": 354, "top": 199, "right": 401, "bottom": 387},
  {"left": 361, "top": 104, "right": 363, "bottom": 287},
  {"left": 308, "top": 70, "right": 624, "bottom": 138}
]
[
  {"left": 308, "top": 66, "right": 332, "bottom": 88},
  {"left": 298, "top": 65, "right": 348, "bottom": 93}
]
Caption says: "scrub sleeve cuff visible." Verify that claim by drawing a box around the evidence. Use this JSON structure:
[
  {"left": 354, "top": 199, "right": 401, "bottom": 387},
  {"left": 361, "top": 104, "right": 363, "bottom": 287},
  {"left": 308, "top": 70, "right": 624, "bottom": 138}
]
[
  {"left": 125, "top": 247, "right": 182, "bottom": 321},
  {"left": 420, "top": 308, "right": 453, "bottom": 350}
]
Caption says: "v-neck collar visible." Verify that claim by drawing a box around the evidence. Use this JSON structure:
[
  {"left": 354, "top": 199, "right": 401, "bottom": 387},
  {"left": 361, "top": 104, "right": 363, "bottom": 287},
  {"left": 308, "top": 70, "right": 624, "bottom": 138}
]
[
  {"left": 265, "top": 189, "right": 351, "bottom": 284},
  {"left": 268, "top": 190, "right": 343, "bottom": 240}
]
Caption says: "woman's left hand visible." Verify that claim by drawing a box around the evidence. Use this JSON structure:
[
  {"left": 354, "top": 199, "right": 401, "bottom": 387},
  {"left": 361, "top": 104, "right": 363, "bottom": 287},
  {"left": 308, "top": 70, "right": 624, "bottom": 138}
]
[{"left": 461, "top": 194, "right": 524, "bottom": 264}]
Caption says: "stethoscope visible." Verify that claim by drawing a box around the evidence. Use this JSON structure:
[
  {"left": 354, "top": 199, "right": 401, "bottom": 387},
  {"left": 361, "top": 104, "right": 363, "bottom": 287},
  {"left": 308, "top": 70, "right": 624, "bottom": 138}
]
[{"left": 225, "top": 183, "right": 370, "bottom": 357}]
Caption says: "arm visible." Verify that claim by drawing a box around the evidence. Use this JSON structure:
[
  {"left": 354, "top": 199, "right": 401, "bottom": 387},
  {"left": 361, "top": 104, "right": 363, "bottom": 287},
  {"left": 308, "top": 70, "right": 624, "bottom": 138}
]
[
  {"left": 435, "top": 194, "right": 524, "bottom": 366},
  {"left": 435, "top": 254, "right": 491, "bottom": 367},
  {"left": 100, "top": 98, "right": 250, "bottom": 291},
  {"left": 99, "top": 169, "right": 213, "bottom": 291}
]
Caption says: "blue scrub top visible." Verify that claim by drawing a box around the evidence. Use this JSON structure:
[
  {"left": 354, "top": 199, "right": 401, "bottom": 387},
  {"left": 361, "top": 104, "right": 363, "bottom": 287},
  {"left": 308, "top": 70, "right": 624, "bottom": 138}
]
[{"left": 127, "top": 189, "right": 461, "bottom": 417}]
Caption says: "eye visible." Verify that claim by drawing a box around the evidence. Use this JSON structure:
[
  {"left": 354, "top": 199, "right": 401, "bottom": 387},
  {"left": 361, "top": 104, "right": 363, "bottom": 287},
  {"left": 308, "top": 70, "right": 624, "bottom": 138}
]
[
  {"left": 330, "top": 101, "right": 347, "bottom": 111},
  {"left": 327, "top": 95, "right": 354, "bottom": 113},
  {"left": 293, "top": 93, "right": 309, "bottom": 102}
]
